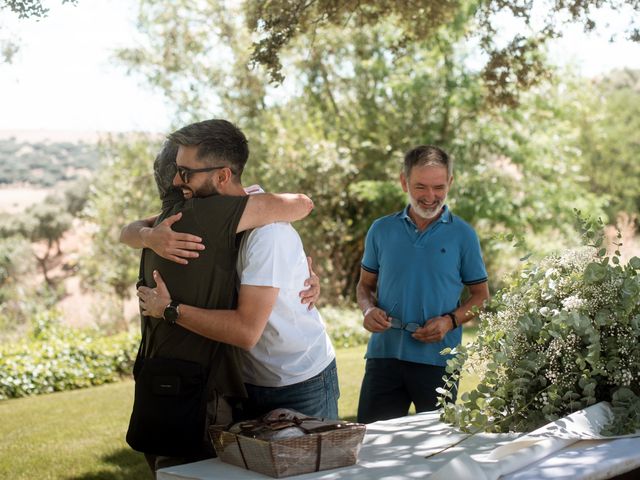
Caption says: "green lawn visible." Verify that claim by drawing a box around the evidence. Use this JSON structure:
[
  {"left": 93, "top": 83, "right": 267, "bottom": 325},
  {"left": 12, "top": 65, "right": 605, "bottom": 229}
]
[
  {"left": 0, "top": 330, "right": 478, "bottom": 479},
  {"left": 0, "top": 380, "right": 147, "bottom": 480}
]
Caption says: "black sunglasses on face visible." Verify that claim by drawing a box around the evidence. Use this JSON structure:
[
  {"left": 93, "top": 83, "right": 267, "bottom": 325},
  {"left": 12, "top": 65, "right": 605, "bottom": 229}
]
[{"left": 176, "top": 164, "right": 228, "bottom": 183}]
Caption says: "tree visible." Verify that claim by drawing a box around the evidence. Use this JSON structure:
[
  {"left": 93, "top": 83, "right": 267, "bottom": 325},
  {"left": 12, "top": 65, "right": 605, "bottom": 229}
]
[
  {"left": 1, "top": 0, "right": 76, "bottom": 19},
  {"left": 62, "top": 180, "right": 90, "bottom": 216},
  {"left": 1, "top": 0, "right": 77, "bottom": 63},
  {"left": 119, "top": 0, "right": 605, "bottom": 300},
  {"left": 0, "top": 235, "right": 33, "bottom": 300},
  {"left": 116, "top": 0, "right": 267, "bottom": 125},
  {"left": 81, "top": 136, "right": 161, "bottom": 327},
  {"left": 575, "top": 69, "right": 640, "bottom": 221},
  {"left": 20, "top": 201, "right": 72, "bottom": 284},
  {"left": 246, "top": 0, "right": 640, "bottom": 106}
]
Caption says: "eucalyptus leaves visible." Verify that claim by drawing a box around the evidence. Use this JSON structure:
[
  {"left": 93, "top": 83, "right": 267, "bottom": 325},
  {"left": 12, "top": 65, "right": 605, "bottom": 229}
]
[{"left": 439, "top": 243, "right": 640, "bottom": 435}]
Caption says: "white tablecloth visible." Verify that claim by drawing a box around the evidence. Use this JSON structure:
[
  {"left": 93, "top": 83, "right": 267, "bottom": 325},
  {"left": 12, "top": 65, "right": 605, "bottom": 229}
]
[{"left": 157, "top": 411, "right": 640, "bottom": 479}]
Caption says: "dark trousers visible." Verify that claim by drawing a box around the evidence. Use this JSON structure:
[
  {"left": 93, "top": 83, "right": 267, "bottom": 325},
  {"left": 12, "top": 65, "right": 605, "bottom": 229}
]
[
  {"left": 144, "top": 453, "right": 209, "bottom": 479},
  {"left": 357, "top": 358, "right": 456, "bottom": 424}
]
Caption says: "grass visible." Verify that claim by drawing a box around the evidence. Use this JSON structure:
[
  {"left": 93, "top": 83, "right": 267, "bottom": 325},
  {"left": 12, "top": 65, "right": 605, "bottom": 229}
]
[
  {"left": 0, "top": 381, "right": 147, "bottom": 480},
  {"left": 0, "top": 328, "right": 478, "bottom": 479}
]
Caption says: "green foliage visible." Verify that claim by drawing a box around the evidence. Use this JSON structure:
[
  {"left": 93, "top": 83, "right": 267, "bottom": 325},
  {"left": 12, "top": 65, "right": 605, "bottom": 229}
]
[
  {"left": 21, "top": 200, "right": 73, "bottom": 246},
  {"left": 81, "top": 136, "right": 161, "bottom": 303},
  {"left": 1, "top": 0, "right": 77, "bottom": 18},
  {"left": 0, "top": 310, "right": 138, "bottom": 400},
  {"left": 116, "top": 0, "right": 266, "bottom": 125},
  {"left": 62, "top": 180, "right": 91, "bottom": 216},
  {"left": 0, "top": 138, "right": 100, "bottom": 187},
  {"left": 0, "top": 283, "right": 61, "bottom": 342},
  {"left": 245, "top": 0, "right": 639, "bottom": 106},
  {"left": 321, "top": 306, "right": 370, "bottom": 349},
  {"left": 0, "top": 235, "right": 34, "bottom": 315},
  {"left": 119, "top": 2, "right": 607, "bottom": 299},
  {"left": 0, "top": 235, "right": 32, "bottom": 288},
  {"left": 439, "top": 228, "right": 640, "bottom": 435},
  {"left": 574, "top": 69, "right": 640, "bottom": 221},
  {"left": 248, "top": 24, "right": 604, "bottom": 297}
]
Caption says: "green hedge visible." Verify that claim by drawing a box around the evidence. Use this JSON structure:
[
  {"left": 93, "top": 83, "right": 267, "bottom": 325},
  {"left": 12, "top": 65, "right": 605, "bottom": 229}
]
[
  {"left": 0, "top": 307, "right": 368, "bottom": 400},
  {"left": 0, "top": 311, "right": 139, "bottom": 400},
  {"left": 321, "top": 306, "right": 370, "bottom": 349}
]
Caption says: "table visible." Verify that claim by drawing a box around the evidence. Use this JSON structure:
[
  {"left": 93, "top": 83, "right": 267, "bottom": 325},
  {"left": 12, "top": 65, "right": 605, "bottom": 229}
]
[{"left": 157, "top": 412, "right": 640, "bottom": 479}]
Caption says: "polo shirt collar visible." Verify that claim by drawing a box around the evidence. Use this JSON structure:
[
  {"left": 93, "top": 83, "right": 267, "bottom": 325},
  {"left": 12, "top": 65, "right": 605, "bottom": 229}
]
[{"left": 401, "top": 204, "right": 452, "bottom": 226}]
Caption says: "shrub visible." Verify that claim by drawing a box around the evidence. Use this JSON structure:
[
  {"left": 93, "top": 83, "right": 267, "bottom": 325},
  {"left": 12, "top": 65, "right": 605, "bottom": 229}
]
[
  {"left": 0, "top": 310, "right": 139, "bottom": 399},
  {"left": 321, "top": 306, "right": 369, "bottom": 349},
  {"left": 439, "top": 242, "right": 640, "bottom": 436}
]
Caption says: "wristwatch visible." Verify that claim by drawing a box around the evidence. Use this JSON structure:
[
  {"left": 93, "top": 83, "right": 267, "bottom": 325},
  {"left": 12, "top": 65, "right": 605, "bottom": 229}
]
[
  {"left": 444, "top": 311, "right": 458, "bottom": 329},
  {"left": 163, "top": 300, "right": 180, "bottom": 325}
]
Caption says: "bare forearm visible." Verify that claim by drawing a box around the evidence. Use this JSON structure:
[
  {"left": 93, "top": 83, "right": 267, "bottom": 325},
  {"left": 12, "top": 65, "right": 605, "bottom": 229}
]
[
  {"left": 177, "top": 306, "right": 261, "bottom": 350},
  {"left": 238, "top": 193, "right": 313, "bottom": 232},
  {"left": 453, "top": 285, "right": 490, "bottom": 325},
  {"left": 356, "top": 282, "right": 377, "bottom": 315},
  {"left": 119, "top": 218, "right": 155, "bottom": 248}
]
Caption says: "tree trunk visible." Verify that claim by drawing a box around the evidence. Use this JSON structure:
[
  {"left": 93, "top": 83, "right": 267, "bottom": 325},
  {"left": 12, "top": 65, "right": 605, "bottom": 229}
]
[{"left": 34, "top": 251, "right": 52, "bottom": 286}]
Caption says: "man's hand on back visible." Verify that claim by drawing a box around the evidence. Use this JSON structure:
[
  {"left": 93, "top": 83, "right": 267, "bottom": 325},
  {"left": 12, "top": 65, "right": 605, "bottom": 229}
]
[
  {"left": 137, "top": 270, "right": 172, "bottom": 318},
  {"left": 299, "top": 256, "right": 320, "bottom": 310},
  {"left": 142, "top": 212, "right": 204, "bottom": 265}
]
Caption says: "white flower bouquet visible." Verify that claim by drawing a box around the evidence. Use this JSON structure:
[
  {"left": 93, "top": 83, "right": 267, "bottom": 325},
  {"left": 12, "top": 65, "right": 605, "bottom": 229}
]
[{"left": 439, "top": 225, "right": 640, "bottom": 436}]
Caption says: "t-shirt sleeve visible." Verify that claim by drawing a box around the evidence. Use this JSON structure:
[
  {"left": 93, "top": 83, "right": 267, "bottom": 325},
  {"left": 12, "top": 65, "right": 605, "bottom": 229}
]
[
  {"left": 361, "top": 223, "right": 379, "bottom": 274},
  {"left": 192, "top": 195, "right": 249, "bottom": 250},
  {"left": 240, "top": 224, "right": 303, "bottom": 290},
  {"left": 461, "top": 228, "right": 488, "bottom": 285}
]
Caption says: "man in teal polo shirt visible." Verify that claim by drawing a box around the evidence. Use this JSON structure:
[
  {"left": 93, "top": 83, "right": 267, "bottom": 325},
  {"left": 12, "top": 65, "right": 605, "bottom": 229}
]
[{"left": 356, "top": 145, "right": 490, "bottom": 423}]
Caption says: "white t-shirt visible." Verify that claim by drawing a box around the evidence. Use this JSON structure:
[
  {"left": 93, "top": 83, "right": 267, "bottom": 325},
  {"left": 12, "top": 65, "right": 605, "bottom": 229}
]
[{"left": 237, "top": 222, "right": 335, "bottom": 387}]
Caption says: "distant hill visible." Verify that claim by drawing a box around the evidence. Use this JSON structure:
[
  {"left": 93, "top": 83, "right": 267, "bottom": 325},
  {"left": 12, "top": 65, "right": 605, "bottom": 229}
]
[
  {"left": 0, "top": 137, "right": 101, "bottom": 187},
  {"left": 0, "top": 130, "right": 108, "bottom": 143},
  {"left": 0, "top": 130, "right": 164, "bottom": 188}
]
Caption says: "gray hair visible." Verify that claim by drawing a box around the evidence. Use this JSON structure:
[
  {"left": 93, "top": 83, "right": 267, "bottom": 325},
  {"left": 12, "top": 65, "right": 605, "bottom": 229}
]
[
  {"left": 153, "top": 140, "right": 178, "bottom": 199},
  {"left": 403, "top": 145, "right": 452, "bottom": 179}
]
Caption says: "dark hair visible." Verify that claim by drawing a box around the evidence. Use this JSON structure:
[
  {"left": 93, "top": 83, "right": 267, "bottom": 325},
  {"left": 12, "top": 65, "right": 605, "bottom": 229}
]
[
  {"left": 168, "top": 119, "right": 249, "bottom": 181},
  {"left": 153, "top": 140, "right": 179, "bottom": 199},
  {"left": 403, "top": 145, "right": 452, "bottom": 178}
]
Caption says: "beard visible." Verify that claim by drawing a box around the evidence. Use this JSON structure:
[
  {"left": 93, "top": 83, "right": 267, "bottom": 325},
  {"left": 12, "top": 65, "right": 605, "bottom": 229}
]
[
  {"left": 180, "top": 177, "right": 219, "bottom": 199},
  {"left": 409, "top": 195, "right": 446, "bottom": 220}
]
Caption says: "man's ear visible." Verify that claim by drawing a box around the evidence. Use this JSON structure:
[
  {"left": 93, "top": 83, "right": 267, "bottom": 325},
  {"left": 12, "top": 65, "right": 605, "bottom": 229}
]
[
  {"left": 400, "top": 171, "right": 409, "bottom": 193},
  {"left": 448, "top": 175, "right": 454, "bottom": 188},
  {"left": 217, "top": 167, "right": 233, "bottom": 185}
]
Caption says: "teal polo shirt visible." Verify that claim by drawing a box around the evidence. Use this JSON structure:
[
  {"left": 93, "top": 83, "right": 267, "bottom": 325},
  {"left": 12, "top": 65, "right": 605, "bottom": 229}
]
[{"left": 361, "top": 205, "right": 487, "bottom": 366}]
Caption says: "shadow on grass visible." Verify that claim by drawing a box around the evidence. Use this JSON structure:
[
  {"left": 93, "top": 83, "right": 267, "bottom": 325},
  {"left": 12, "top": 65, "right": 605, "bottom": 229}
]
[{"left": 67, "top": 448, "right": 149, "bottom": 480}]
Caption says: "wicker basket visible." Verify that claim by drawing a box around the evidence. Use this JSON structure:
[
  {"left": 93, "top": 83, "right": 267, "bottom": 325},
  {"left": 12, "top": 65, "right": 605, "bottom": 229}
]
[{"left": 209, "top": 420, "right": 366, "bottom": 478}]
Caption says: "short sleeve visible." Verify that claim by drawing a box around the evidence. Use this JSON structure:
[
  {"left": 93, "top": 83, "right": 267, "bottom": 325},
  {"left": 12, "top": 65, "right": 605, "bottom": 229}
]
[
  {"left": 191, "top": 195, "right": 249, "bottom": 250},
  {"left": 461, "top": 229, "right": 488, "bottom": 285},
  {"left": 240, "top": 224, "right": 304, "bottom": 290},
  {"left": 361, "top": 223, "right": 380, "bottom": 274}
]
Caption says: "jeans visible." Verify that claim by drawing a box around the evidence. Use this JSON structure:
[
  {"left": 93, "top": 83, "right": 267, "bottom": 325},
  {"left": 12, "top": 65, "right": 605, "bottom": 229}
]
[
  {"left": 357, "top": 358, "right": 456, "bottom": 424},
  {"left": 243, "top": 359, "right": 340, "bottom": 420}
]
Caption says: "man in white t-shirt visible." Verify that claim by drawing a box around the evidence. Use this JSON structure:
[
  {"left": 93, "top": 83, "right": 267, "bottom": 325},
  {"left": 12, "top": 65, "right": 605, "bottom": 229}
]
[
  {"left": 136, "top": 183, "right": 339, "bottom": 419},
  {"left": 235, "top": 220, "right": 338, "bottom": 419}
]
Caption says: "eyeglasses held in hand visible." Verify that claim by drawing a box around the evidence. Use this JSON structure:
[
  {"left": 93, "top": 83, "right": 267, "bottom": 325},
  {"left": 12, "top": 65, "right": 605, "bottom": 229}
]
[
  {"left": 176, "top": 164, "right": 228, "bottom": 183},
  {"left": 389, "top": 316, "right": 421, "bottom": 333},
  {"left": 386, "top": 302, "right": 422, "bottom": 333}
]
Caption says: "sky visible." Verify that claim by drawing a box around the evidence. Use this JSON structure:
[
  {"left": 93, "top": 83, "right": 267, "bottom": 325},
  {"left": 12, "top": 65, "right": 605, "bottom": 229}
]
[{"left": 0, "top": 1, "right": 639, "bottom": 134}]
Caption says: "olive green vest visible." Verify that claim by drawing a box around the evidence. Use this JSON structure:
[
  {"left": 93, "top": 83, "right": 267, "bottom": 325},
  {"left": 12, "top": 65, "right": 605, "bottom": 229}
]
[{"left": 140, "top": 191, "right": 249, "bottom": 400}]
